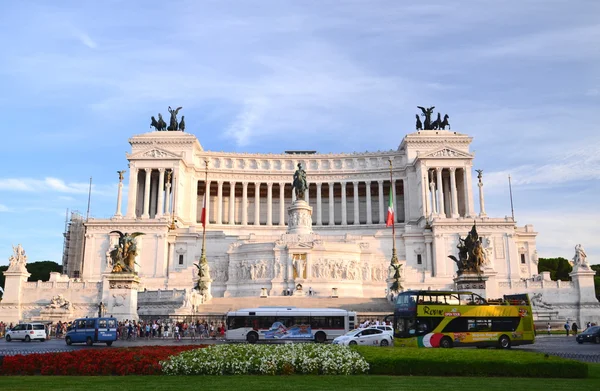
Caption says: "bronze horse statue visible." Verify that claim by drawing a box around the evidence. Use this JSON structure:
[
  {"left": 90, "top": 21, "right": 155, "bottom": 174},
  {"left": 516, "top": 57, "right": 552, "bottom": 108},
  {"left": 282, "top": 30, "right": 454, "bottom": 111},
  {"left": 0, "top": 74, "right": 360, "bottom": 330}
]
[
  {"left": 440, "top": 114, "right": 450, "bottom": 130},
  {"left": 415, "top": 114, "right": 423, "bottom": 130},
  {"left": 151, "top": 114, "right": 167, "bottom": 131}
]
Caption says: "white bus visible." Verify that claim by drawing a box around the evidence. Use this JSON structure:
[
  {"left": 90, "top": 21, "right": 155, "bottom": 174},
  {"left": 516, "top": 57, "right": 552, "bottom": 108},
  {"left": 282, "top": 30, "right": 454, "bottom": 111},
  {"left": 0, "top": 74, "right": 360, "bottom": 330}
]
[{"left": 226, "top": 307, "right": 357, "bottom": 343}]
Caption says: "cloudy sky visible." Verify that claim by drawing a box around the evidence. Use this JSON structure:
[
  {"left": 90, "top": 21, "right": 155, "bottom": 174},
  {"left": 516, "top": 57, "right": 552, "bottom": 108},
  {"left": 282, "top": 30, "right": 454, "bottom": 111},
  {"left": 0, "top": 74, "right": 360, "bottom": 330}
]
[{"left": 0, "top": 0, "right": 598, "bottom": 266}]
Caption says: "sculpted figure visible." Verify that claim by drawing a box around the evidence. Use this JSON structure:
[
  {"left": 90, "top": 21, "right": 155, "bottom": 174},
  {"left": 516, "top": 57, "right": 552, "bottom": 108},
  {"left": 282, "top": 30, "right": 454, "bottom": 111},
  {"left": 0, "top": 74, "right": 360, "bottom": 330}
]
[
  {"left": 417, "top": 106, "right": 435, "bottom": 130},
  {"left": 293, "top": 257, "right": 305, "bottom": 279},
  {"left": 167, "top": 106, "right": 183, "bottom": 131},
  {"left": 292, "top": 163, "right": 308, "bottom": 200},
  {"left": 8, "top": 244, "right": 28, "bottom": 272},
  {"left": 109, "top": 231, "right": 144, "bottom": 273},
  {"left": 572, "top": 244, "right": 589, "bottom": 268}
]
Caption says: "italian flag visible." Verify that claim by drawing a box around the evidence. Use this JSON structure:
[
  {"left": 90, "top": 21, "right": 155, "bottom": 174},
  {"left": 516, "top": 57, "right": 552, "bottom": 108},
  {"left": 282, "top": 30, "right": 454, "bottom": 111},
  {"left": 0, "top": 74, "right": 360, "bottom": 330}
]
[
  {"left": 386, "top": 187, "right": 394, "bottom": 227},
  {"left": 200, "top": 194, "right": 207, "bottom": 228}
]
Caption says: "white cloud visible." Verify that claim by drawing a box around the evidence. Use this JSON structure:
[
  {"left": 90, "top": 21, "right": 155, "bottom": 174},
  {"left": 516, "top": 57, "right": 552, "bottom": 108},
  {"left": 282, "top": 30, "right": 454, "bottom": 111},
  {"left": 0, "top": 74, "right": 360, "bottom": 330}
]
[
  {"left": 0, "top": 204, "right": 11, "bottom": 212},
  {"left": 0, "top": 177, "right": 114, "bottom": 197}
]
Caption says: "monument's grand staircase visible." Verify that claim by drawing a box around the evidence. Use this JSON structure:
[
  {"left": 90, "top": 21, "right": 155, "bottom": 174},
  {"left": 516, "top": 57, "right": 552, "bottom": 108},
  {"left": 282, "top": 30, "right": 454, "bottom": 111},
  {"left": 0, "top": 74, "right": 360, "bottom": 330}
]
[{"left": 198, "top": 297, "right": 394, "bottom": 316}]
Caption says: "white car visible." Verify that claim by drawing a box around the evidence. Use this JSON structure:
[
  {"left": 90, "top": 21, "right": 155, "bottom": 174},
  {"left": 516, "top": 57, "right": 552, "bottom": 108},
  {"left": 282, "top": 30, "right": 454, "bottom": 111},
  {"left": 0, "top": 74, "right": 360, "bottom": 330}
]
[
  {"left": 367, "top": 325, "right": 394, "bottom": 337},
  {"left": 332, "top": 328, "right": 393, "bottom": 347},
  {"left": 5, "top": 323, "right": 47, "bottom": 342}
]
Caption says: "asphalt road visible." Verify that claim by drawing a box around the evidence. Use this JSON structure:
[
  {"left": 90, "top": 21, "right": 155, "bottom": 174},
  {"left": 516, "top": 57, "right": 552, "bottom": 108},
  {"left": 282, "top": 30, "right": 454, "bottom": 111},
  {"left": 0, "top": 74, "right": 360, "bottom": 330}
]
[{"left": 0, "top": 334, "right": 598, "bottom": 363}]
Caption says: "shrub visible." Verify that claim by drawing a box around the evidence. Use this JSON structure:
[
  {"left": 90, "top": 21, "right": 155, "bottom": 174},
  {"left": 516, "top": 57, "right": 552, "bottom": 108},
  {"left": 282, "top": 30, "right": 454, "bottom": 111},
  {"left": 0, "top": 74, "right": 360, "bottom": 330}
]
[
  {"left": 0, "top": 345, "right": 204, "bottom": 376},
  {"left": 161, "top": 344, "right": 369, "bottom": 375},
  {"left": 355, "top": 346, "right": 588, "bottom": 378}
]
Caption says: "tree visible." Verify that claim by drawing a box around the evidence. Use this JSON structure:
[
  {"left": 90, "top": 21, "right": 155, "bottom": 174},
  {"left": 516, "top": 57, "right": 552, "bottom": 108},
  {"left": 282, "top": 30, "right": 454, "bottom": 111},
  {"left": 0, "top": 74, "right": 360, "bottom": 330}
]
[
  {"left": 0, "top": 261, "right": 62, "bottom": 299},
  {"left": 537, "top": 257, "right": 572, "bottom": 281}
]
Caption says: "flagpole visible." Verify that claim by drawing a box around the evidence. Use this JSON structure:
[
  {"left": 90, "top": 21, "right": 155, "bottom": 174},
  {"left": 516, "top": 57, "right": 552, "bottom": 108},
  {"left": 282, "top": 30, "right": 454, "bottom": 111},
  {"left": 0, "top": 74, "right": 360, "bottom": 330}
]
[{"left": 388, "top": 159, "right": 398, "bottom": 265}]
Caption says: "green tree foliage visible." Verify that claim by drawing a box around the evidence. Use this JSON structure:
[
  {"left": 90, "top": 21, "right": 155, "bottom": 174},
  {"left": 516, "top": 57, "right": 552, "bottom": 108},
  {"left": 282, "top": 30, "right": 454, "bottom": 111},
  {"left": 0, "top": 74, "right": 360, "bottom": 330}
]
[
  {"left": 537, "top": 257, "right": 573, "bottom": 281},
  {"left": 0, "top": 261, "right": 62, "bottom": 298},
  {"left": 591, "top": 264, "right": 600, "bottom": 300}
]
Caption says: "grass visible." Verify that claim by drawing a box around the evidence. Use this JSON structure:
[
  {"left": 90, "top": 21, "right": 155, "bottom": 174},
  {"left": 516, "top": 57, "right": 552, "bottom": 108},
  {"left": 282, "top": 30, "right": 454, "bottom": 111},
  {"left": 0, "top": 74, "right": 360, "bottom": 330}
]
[
  {"left": 355, "top": 345, "right": 588, "bottom": 378},
  {"left": 0, "top": 373, "right": 599, "bottom": 391}
]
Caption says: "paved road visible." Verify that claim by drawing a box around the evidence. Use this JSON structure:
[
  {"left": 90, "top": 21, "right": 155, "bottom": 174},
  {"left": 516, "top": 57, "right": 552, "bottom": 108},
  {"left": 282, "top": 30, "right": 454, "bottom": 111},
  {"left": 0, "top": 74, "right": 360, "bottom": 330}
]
[
  {"left": 1, "top": 334, "right": 598, "bottom": 363},
  {"left": 514, "top": 335, "right": 600, "bottom": 362}
]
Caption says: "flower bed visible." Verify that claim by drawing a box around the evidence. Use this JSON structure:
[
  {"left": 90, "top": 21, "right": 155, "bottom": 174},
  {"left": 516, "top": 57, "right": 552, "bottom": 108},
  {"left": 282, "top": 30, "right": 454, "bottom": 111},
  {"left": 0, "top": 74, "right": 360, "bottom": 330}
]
[
  {"left": 161, "top": 344, "right": 370, "bottom": 375},
  {"left": 0, "top": 345, "right": 205, "bottom": 376}
]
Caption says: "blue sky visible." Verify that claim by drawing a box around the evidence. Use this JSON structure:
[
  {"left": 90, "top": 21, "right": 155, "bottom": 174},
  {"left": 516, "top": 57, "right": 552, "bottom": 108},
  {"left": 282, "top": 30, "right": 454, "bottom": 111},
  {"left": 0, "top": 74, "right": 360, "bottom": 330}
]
[{"left": 0, "top": 0, "right": 598, "bottom": 266}]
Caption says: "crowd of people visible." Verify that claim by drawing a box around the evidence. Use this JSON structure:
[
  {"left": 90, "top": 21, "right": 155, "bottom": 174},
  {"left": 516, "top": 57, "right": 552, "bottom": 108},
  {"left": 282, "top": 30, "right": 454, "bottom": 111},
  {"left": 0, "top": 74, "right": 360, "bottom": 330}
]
[
  {"left": 546, "top": 321, "right": 597, "bottom": 336},
  {"left": 116, "top": 319, "right": 226, "bottom": 341}
]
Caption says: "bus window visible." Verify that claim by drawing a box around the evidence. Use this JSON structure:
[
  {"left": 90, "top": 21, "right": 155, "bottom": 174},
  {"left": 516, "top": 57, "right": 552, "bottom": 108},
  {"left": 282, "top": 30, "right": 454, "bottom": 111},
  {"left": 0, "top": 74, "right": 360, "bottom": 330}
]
[
  {"left": 491, "top": 318, "right": 520, "bottom": 332},
  {"left": 445, "top": 294, "right": 460, "bottom": 306},
  {"left": 442, "top": 317, "right": 468, "bottom": 333},
  {"left": 467, "top": 319, "right": 492, "bottom": 332},
  {"left": 458, "top": 294, "right": 473, "bottom": 305}
]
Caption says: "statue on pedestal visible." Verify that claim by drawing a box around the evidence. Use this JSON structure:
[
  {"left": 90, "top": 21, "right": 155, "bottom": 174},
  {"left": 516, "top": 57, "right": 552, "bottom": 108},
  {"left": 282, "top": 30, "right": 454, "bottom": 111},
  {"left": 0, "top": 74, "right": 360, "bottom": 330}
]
[
  {"left": 292, "top": 163, "right": 308, "bottom": 200},
  {"left": 7, "top": 244, "right": 28, "bottom": 273},
  {"left": 109, "top": 231, "right": 144, "bottom": 273},
  {"left": 448, "top": 224, "right": 486, "bottom": 275},
  {"left": 416, "top": 106, "right": 450, "bottom": 130},
  {"left": 572, "top": 244, "right": 589, "bottom": 269}
]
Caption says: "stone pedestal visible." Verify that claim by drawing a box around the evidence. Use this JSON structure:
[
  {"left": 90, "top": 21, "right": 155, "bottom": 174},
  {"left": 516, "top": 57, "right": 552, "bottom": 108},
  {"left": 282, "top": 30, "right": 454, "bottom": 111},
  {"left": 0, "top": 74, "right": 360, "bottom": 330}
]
[
  {"left": 287, "top": 200, "right": 313, "bottom": 235},
  {"left": 103, "top": 273, "right": 141, "bottom": 321},
  {"left": 569, "top": 266, "right": 599, "bottom": 325},
  {"left": 0, "top": 269, "right": 31, "bottom": 324},
  {"left": 454, "top": 273, "right": 489, "bottom": 298},
  {"left": 38, "top": 307, "right": 73, "bottom": 323}
]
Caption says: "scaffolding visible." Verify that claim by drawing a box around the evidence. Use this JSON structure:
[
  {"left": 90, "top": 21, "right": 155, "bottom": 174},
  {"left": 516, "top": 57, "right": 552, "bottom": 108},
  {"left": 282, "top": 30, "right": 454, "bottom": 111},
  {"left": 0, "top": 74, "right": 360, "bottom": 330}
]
[{"left": 61, "top": 210, "right": 86, "bottom": 278}]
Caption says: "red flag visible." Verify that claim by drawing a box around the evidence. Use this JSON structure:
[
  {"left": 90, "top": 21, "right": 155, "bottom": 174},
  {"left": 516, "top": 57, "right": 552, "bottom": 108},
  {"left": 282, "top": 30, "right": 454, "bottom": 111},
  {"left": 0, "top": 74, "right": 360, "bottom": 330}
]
[
  {"left": 386, "top": 187, "right": 394, "bottom": 227},
  {"left": 200, "top": 194, "right": 207, "bottom": 227}
]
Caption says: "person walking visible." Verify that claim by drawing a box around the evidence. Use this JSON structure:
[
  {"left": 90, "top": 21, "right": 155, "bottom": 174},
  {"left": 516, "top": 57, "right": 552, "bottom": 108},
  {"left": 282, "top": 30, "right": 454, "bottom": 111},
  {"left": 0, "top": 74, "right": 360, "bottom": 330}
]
[
  {"left": 572, "top": 322, "right": 578, "bottom": 335},
  {"left": 564, "top": 321, "right": 570, "bottom": 336},
  {"left": 547, "top": 323, "right": 551, "bottom": 335}
]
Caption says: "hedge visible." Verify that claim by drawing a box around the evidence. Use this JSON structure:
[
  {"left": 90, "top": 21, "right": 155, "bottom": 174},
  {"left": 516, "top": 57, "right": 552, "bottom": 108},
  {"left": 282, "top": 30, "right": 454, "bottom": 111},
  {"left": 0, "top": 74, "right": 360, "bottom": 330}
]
[{"left": 354, "top": 346, "right": 588, "bottom": 378}]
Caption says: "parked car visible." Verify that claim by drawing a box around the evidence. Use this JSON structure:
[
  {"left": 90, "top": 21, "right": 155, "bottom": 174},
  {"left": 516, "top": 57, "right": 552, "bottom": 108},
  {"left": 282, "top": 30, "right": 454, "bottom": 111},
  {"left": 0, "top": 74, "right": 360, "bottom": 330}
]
[
  {"left": 5, "top": 323, "right": 47, "bottom": 342},
  {"left": 332, "top": 328, "right": 393, "bottom": 347},
  {"left": 65, "top": 317, "right": 118, "bottom": 346},
  {"left": 576, "top": 326, "right": 600, "bottom": 344},
  {"left": 367, "top": 325, "right": 394, "bottom": 337}
]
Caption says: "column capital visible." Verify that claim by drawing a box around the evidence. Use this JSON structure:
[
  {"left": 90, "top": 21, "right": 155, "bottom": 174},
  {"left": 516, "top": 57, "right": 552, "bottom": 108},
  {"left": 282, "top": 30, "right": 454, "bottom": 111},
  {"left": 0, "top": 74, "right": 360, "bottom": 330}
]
[
  {"left": 436, "top": 167, "right": 443, "bottom": 172},
  {"left": 352, "top": 181, "right": 359, "bottom": 186},
  {"left": 229, "top": 180, "right": 236, "bottom": 185},
  {"left": 377, "top": 180, "right": 384, "bottom": 185},
  {"left": 158, "top": 167, "right": 165, "bottom": 173},
  {"left": 242, "top": 181, "right": 249, "bottom": 186},
  {"left": 449, "top": 167, "right": 457, "bottom": 173},
  {"left": 217, "top": 180, "right": 224, "bottom": 185},
  {"left": 144, "top": 168, "right": 151, "bottom": 173},
  {"left": 316, "top": 182, "right": 322, "bottom": 188},
  {"left": 365, "top": 180, "right": 371, "bottom": 185},
  {"left": 267, "top": 182, "right": 273, "bottom": 188}
]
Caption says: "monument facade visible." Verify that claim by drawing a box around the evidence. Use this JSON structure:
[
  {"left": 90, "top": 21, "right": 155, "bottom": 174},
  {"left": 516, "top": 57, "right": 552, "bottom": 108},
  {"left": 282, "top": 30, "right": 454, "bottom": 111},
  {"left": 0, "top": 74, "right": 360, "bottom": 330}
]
[{"left": 2, "top": 107, "right": 597, "bottom": 325}]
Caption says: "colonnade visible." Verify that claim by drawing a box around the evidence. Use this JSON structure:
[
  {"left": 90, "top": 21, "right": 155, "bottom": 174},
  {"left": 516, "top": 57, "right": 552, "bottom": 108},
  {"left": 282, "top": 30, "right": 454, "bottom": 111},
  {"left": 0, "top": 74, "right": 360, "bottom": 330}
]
[
  {"left": 201, "top": 179, "right": 407, "bottom": 226},
  {"left": 424, "top": 167, "right": 473, "bottom": 218}
]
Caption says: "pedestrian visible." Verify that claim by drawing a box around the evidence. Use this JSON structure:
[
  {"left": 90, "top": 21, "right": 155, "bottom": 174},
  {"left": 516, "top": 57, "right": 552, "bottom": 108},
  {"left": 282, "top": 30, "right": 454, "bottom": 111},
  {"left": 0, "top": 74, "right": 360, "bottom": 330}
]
[
  {"left": 547, "top": 322, "right": 551, "bottom": 335},
  {"left": 309, "top": 287, "right": 313, "bottom": 296},
  {"left": 572, "top": 322, "right": 578, "bottom": 335},
  {"left": 564, "top": 321, "right": 570, "bottom": 336},
  {"left": 587, "top": 321, "right": 592, "bottom": 329}
]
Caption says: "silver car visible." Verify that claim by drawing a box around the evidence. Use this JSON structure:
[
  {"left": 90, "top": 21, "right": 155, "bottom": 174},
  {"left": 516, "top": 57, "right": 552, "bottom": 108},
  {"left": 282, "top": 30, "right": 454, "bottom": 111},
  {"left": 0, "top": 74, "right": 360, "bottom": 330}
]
[{"left": 332, "top": 328, "right": 393, "bottom": 347}]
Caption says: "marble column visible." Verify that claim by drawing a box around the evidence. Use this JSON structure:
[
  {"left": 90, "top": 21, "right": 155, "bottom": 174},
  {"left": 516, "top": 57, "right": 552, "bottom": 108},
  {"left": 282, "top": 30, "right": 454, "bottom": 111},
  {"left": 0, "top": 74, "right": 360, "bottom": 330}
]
[
  {"left": 279, "top": 183, "right": 285, "bottom": 226},
  {"left": 115, "top": 173, "right": 125, "bottom": 218},
  {"left": 478, "top": 174, "right": 487, "bottom": 217},
  {"left": 436, "top": 168, "right": 445, "bottom": 218},
  {"left": 391, "top": 179, "right": 397, "bottom": 222},
  {"left": 155, "top": 168, "right": 165, "bottom": 218},
  {"left": 229, "top": 181, "right": 236, "bottom": 224},
  {"left": 402, "top": 178, "right": 410, "bottom": 223},
  {"left": 328, "top": 182, "right": 334, "bottom": 225},
  {"left": 125, "top": 166, "right": 137, "bottom": 218},
  {"left": 353, "top": 181, "right": 360, "bottom": 225},
  {"left": 365, "top": 181, "right": 372, "bottom": 224},
  {"left": 341, "top": 182, "right": 347, "bottom": 225},
  {"left": 165, "top": 171, "right": 172, "bottom": 218},
  {"left": 316, "top": 183, "right": 322, "bottom": 225},
  {"left": 305, "top": 184, "right": 309, "bottom": 203},
  {"left": 242, "top": 181, "right": 248, "bottom": 225},
  {"left": 190, "top": 175, "right": 197, "bottom": 223},
  {"left": 142, "top": 168, "right": 152, "bottom": 219},
  {"left": 449, "top": 168, "right": 459, "bottom": 218},
  {"left": 378, "top": 180, "right": 384, "bottom": 224},
  {"left": 267, "top": 182, "right": 273, "bottom": 226},
  {"left": 204, "top": 180, "right": 211, "bottom": 225},
  {"left": 462, "top": 168, "right": 470, "bottom": 217},
  {"left": 254, "top": 182, "right": 260, "bottom": 226},
  {"left": 217, "top": 181, "right": 224, "bottom": 224}
]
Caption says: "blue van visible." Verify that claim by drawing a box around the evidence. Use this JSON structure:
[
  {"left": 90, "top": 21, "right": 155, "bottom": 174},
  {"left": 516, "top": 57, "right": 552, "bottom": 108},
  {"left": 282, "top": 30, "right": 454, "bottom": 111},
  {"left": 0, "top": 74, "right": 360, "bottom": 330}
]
[{"left": 65, "top": 317, "right": 118, "bottom": 346}]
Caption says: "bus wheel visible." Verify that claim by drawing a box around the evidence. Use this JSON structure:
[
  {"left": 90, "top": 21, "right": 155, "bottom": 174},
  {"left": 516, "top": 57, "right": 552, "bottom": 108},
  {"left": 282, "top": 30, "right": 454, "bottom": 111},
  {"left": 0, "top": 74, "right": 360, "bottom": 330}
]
[
  {"left": 86, "top": 337, "right": 93, "bottom": 346},
  {"left": 65, "top": 337, "right": 72, "bottom": 346},
  {"left": 498, "top": 335, "right": 511, "bottom": 349},
  {"left": 246, "top": 332, "right": 258, "bottom": 344},
  {"left": 440, "top": 337, "right": 453, "bottom": 348},
  {"left": 314, "top": 331, "right": 326, "bottom": 343}
]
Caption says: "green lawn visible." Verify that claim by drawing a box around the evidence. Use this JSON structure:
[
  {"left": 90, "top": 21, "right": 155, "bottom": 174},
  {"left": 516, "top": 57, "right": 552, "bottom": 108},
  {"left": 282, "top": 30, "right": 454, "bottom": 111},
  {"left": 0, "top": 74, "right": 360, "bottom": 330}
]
[{"left": 1, "top": 368, "right": 599, "bottom": 391}]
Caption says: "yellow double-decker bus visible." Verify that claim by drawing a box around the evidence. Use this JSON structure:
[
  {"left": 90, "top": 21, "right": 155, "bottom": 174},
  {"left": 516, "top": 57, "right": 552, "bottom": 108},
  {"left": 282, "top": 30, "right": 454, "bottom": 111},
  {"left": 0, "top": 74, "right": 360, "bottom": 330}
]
[{"left": 392, "top": 290, "right": 534, "bottom": 348}]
